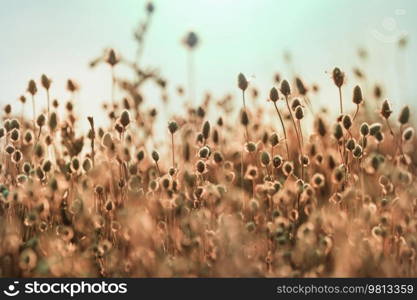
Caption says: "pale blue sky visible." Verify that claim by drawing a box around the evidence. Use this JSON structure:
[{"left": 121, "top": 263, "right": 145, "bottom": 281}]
[{"left": 0, "top": 0, "right": 416, "bottom": 130}]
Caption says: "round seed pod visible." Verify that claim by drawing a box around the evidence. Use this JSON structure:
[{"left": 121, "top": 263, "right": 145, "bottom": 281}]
[
  {"left": 36, "top": 114, "right": 46, "bottom": 127},
  {"left": 213, "top": 151, "right": 223, "bottom": 164},
  {"left": 374, "top": 131, "right": 384, "bottom": 143},
  {"left": 269, "top": 87, "right": 279, "bottom": 102},
  {"left": 49, "top": 112, "right": 58, "bottom": 131},
  {"left": 291, "top": 98, "right": 302, "bottom": 110},
  {"left": 295, "top": 77, "right": 307, "bottom": 95},
  {"left": 106, "top": 49, "right": 119, "bottom": 66},
  {"left": 260, "top": 151, "right": 270, "bottom": 166},
  {"left": 352, "top": 85, "right": 363, "bottom": 104},
  {"left": 23, "top": 162, "right": 31, "bottom": 174},
  {"left": 311, "top": 173, "right": 325, "bottom": 188},
  {"left": 151, "top": 150, "right": 160, "bottom": 162},
  {"left": 282, "top": 161, "right": 293, "bottom": 176},
  {"left": 168, "top": 120, "right": 179, "bottom": 134},
  {"left": 398, "top": 105, "right": 410, "bottom": 125},
  {"left": 272, "top": 155, "right": 283, "bottom": 168},
  {"left": 402, "top": 127, "right": 414, "bottom": 142},
  {"left": 346, "top": 138, "right": 356, "bottom": 151},
  {"left": 202, "top": 120, "right": 210, "bottom": 140},
  {"left": 42, "top": 160, "right": 52, "bottom": 172},
  {"left": 380, "top": 100, "right": 392, "bottom": 119},
  {"left": 280, "top": 80, "right": 291, "bottom": 97},
  {"left": 245, "top": 142, "right": 257, "bottom": 153},
  {"left": 342, "top": 114, "right": 352, "bottom": 130},
  {"left": 27, "top": 79, "right": 37, "bottom": 95},
  {"left": 241, "top": 110, "right": 249, "bottom": 126},
  {"left": 136, "top": 150, "right": 145, "bottom": 162},
  {"left": 10, "top": 119, "right": 20, "bottom": 130},
  {"left": 10, "top": 128, "right": 20, "bottom": 142},
  {"left": 198, "top": 146, "right": 210, "bottom": 159},
  {"left": 269, "top": 132, "right": 279, "bottom": 147},
  {"left": 369, "top": 123, "right": 382, "bottom": 136},
  {"left": 184, "top": 31, "right": 199, "bottom": 49},
  {"left": 316, "top": 117, "right": 327, "bottom": 137},
  {"left": 359, "top": 122, "right": 370, "bottom": 136},
  {"left": 238, "top": 73, "right": 248, "bottom": 91},
  {"left": 82, "top": 158, "right": 92, "bottom": 172},
  {"left": 333, "top": 123, "right": 343, "bottom": 140},
  {"left": 332, "top": 67, "right": 344, "bottom": 87},
  {"left": 295, "top": 106, "right": 304, "bottom": 120},
  {"left": 12, "top": 150, "right": 22, "bottom": 163},
  {"left": 196, "top": 160, "right": 206, "bottom": 173},
  {"left": 352, "top": 145, "right": 363, "bottom": 158},
  {"left": 120, "top": 110, "right": 130, "bottom": 127},
  {"left": 41, "top": 74, "right": 51, "bottom": 90}
]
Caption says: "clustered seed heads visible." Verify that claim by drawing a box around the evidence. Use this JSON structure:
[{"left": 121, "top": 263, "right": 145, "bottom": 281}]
[{"left": 0, "top": 7, "right": 415, "bottom": 279}]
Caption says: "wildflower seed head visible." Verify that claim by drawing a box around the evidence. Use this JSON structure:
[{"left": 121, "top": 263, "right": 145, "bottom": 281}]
[
  {"left": 5, "top": 144, "right": 14, "bottom": 155},
  {"left": 42, "top": 160, "right": 52, "bottom": 173},
  {"left": 120, "top": 110, "right": 131, "bottom": 127},
  {"left": 346, "top": 138, "right": 356, "bottom": 151},
  {"left": 19, "top": 95, "right": 26, "bottom": 104},
  {"left": 244, "top": 142, "right": 256, "bottom": 154},
  {"left": 184, "top": 31, "right": 199, "bottom": 49},
  {"left": 12, "top": 149, "right": 22, "bottom": 163},
  {"left": 10, "top": 119, "right": 20, "bottom": 130},
  {"left": 241, "top": 110, "right": 249, "bottom": 126},
  {"left": 245, "top": 165, "right": 258, "bottom": 180},
  {"left": 202, "top": 120, "right": 211, "bottom": 140},
  {"left": 360, "top": 122, "right": 370, "bottom": 136},
  {"left": 196, "top": 160, "right": 206, "bottom": 173},
  {"left": 291, "top": 98, "right": 302, "bottom": 110},
  {"left": 269, "top": 132, "right": 279, "bottom": 147},
  {"left": 71, "top": 157, "right": 80, "bottom": 172},
  {"left": 332, "top": 67, "right": 344, "bottom": 87},
  {"left": 272, "top": 155, "right": 283, "bottom": 168},
  {"left": 102, "top": 132, "right": 113, "bottom": 148},
  {"left": 352, "top": 144, "right": 363, "bottom": 158},
  {"left": 295, "top": 106, "right": 304, "bottom": 120},
  {"left": 168, "top": 120, "right": 179, "bottom": 134},
  {"left": 41, "top": 74, "right": 51, "bottom": 90},
  {"left": 24, "top": 130, "right": 34, "bottom": 145},
  {"left": 282, "top": 161, "right": 293, "bottom": 176},
  {"left": 0, "top": 128, "right": 5, "bottom": 139},
  {"left": 352, "top": 85, "right": 363, "bottom": 104},
  {"left": 36, "top": 114, "right": 46, "bottom": 127},
  {"left": 300, "top": 154, "right": 310, "bottom": 166},
  {"left": 238, "top": 73, "right": 248, "bottom": 91},
  {"left": 49, "top": 112, "right": 58, "bottom": 131},
  {"left": 380, "top": 100, "right": 392, "bottom": 119},
  {"left": 34, "top": 144, "right": 44, "bottom": 158},
  {"left": 333, "top": 123, "right": 343, "bottom": 140},
  {"left": 136, "top": 150, "right": 145, "bottom": 162},
  {"left": 260, "top": 151, "right": 271, "bottom": 166},
  {"left": 82, "top": 158, "right": 92, "bottom": 172},
  {"left": 23, "top": 162, "right": 31, "bottom": 174},
  {"left": 106, "top": 48, "right": 119, "bottom": 66},
  {"left": 269, "top": 87, "right": 279, "bottom": 102},
  {"left": 213, "top": 151, "right": 223, "bottom": 164},
  {"left": 198, "top": 146, "right": 210, "bottom": 159},
  {"left": 280, "top": 80, "right": 291, "bottom": 97},
  {"left": 295, "top": 77, "right": 307, "bottom": 95},
  {"left": 369, "top": 123, "right": 382, "bottom": 136},
  {"left": 402, "top": 127, "right": 414, "bottom": 142},
  {"left": 374, "top": 131, "right": 384, "bottom": 143},
  {"left": 152, "top": 150, "right": 160, "bottom": 162},
  {"left": 398, "top": 105, "right": 410, "bottom": 125},
  {"left": 67, "top": 79, "right": 79, "bottom": 92},
  {"left": 27, "top": 79, "right": 37, "bottom": 95},
  {"left": 342, "top": 114, "right": 352, "bottom": 130},
  {"left": 146, "top": 1, "right": 154, "bottom": 14},
  {"left": 10, "top": 128, "right": 20, "bottom": 142},
  {"left": 311, "top": 173, "right": 325, "bottom": 188}
]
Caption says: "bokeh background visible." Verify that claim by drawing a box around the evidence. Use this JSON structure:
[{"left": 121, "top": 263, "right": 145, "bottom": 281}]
[{"left": 0, "top": 0, "right": 416, "bottom": 132}]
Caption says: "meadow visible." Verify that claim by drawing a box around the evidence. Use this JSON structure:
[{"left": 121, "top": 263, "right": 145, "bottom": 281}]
[{"left": 0, "top": 2, "right": 416, "bottom": 278}]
